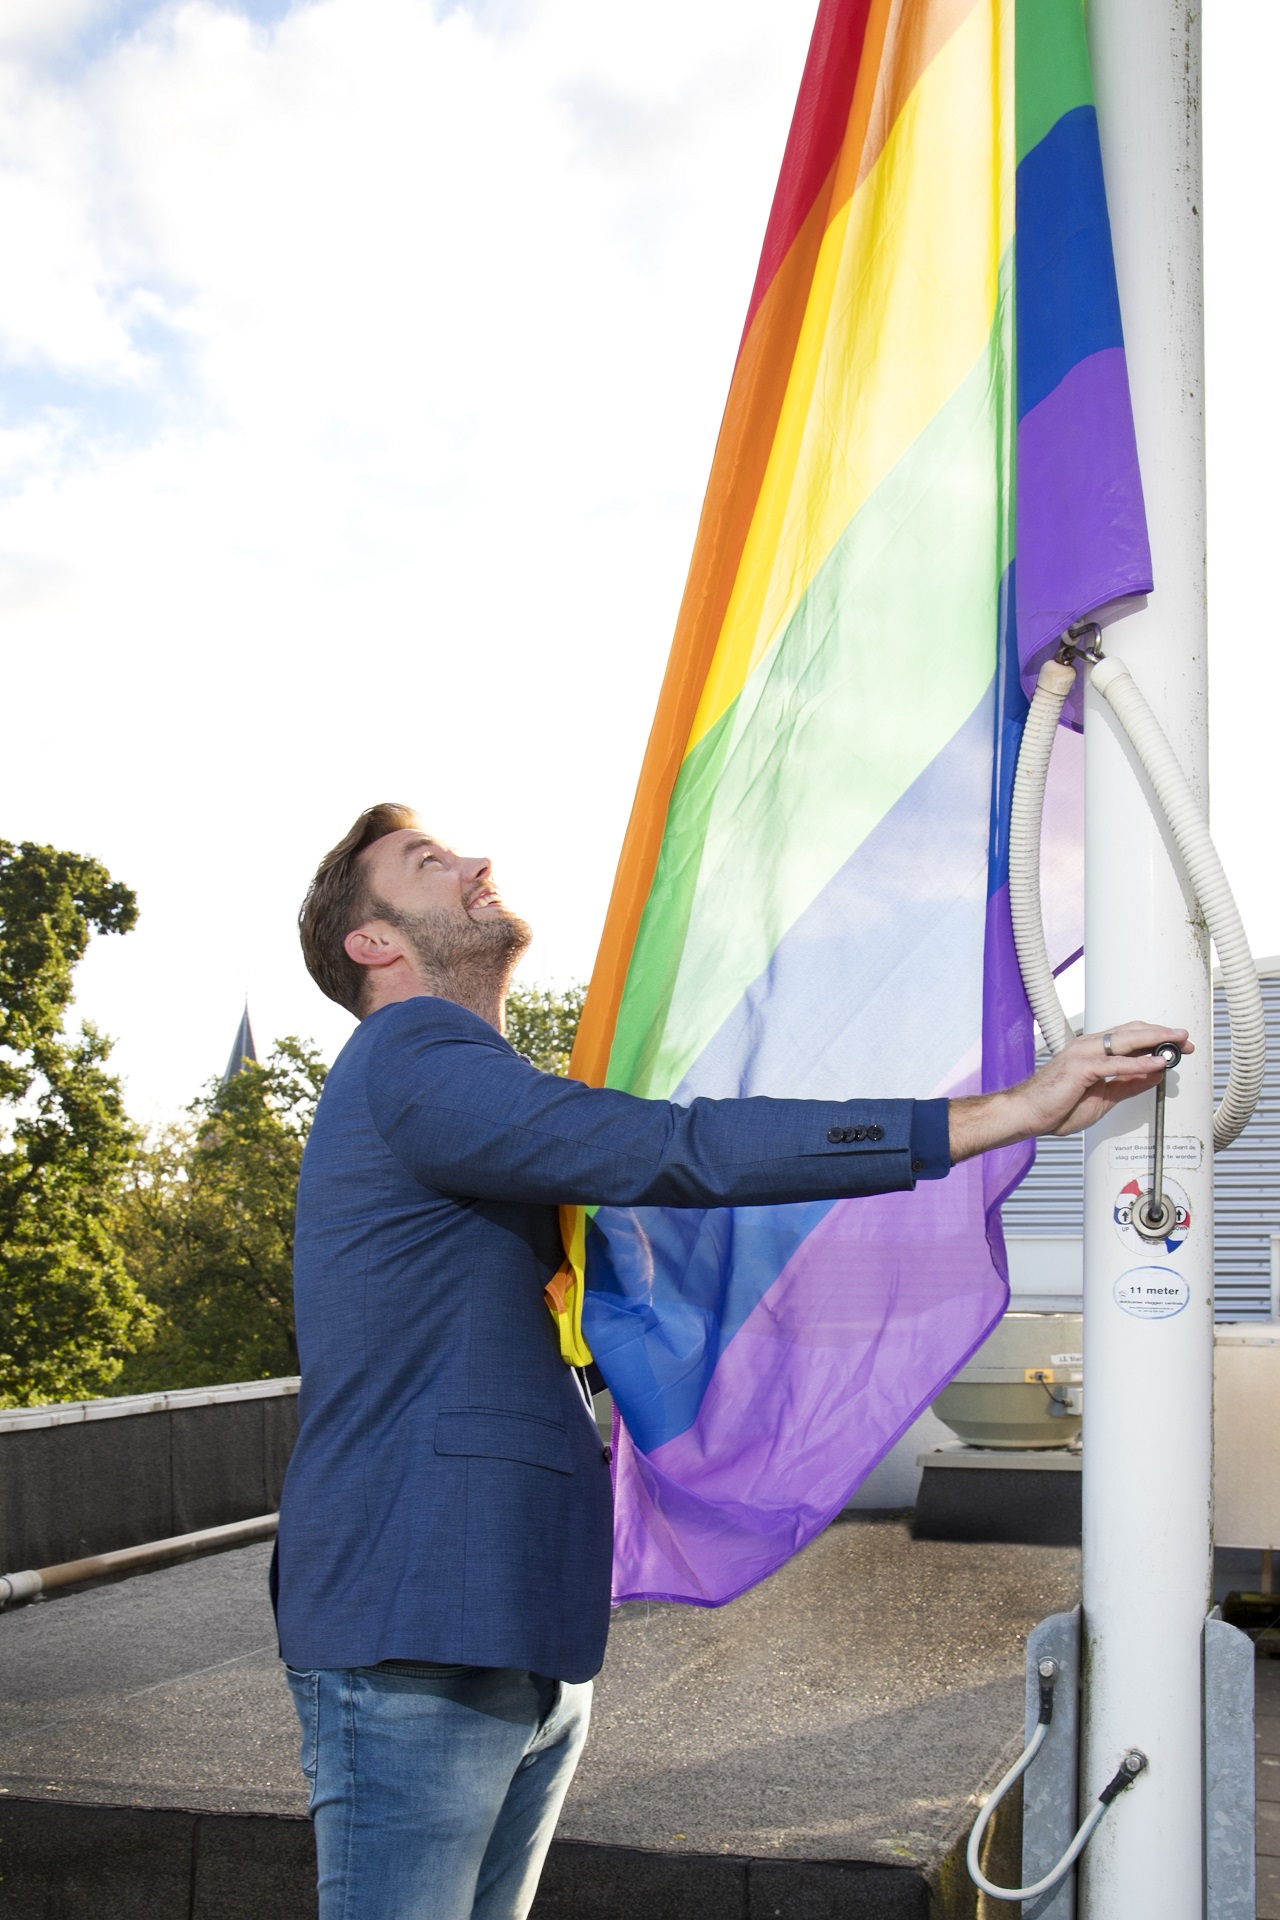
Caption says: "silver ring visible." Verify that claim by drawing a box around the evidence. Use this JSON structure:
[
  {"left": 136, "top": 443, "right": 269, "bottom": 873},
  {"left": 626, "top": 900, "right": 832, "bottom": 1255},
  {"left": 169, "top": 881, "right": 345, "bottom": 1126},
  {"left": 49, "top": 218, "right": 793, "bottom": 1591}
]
[{"left": 1102, "top": 1031, "right": 1114, "bottom": 1057}]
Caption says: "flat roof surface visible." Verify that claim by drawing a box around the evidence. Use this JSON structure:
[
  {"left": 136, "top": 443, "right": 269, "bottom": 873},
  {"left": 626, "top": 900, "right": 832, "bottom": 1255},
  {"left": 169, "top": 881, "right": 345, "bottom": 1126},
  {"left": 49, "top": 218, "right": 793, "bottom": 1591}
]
[{"left": 0, "top": 1512, "right": 1081, "bottom": 1874}]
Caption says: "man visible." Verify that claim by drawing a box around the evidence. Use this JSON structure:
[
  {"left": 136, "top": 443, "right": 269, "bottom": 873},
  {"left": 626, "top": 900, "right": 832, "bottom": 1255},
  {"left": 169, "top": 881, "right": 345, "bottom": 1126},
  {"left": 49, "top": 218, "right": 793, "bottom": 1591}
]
[{"left": 276, "top": 801, "right": 1187, "bottom": 1920}]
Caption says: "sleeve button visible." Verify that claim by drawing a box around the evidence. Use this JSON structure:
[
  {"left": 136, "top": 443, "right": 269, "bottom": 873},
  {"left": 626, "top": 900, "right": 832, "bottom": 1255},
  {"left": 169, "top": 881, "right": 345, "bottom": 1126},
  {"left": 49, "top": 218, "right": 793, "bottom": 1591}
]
[
  {"left": 867, "top": 1124, "right": 884, "bottom": 1142},
  {"left": 827, "top": 1127, "right": 844, "bottom": 1143},
  {"left": 912, "top": 1158, "right": 924, "bottom": 1173}
]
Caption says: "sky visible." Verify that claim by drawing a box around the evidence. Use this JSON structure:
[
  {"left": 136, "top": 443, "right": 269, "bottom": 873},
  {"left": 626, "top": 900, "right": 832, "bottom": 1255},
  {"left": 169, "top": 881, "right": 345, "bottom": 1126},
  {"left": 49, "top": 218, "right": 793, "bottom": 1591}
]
[{"left": 0, "top": 0, "right": 1276, "bottom": 1125}]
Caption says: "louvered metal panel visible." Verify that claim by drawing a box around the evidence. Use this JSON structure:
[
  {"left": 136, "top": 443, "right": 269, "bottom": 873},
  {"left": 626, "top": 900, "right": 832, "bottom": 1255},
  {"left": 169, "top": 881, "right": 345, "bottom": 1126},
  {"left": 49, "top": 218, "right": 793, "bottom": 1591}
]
[
  {"left": 1002, "top": 964, "right": 1279, "bottom": 1320},
  {"left": 1212, "top": 965, "right": 1280, "bottom": 1317},
  {"left": 1003, "top": 1130, "right": 1084, "bottom": 1235}
]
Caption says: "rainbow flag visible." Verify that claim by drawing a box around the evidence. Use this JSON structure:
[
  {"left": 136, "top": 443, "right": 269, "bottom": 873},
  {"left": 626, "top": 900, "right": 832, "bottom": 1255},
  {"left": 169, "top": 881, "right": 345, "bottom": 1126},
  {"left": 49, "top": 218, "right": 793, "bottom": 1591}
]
[{"left": 571, "top": 0, "right": 1151, "bottom": 1605}]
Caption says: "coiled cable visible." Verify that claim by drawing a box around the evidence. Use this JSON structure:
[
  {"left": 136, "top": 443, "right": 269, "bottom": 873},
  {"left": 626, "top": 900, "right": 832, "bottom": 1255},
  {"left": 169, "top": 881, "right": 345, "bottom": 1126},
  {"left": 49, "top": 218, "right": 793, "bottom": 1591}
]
[
  {"left": 967, "top": 1737, "right": 1147, "bottom": 1903},
  {"left": 1008, "top": 648, "right": 1266, "bottom": 1150}
]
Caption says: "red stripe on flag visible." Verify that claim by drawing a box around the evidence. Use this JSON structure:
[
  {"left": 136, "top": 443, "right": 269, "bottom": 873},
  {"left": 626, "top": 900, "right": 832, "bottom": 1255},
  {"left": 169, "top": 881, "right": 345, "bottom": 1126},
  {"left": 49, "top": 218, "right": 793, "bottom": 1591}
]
[{"left": 741, "top": 0, "right": 874, "bottom": 341}]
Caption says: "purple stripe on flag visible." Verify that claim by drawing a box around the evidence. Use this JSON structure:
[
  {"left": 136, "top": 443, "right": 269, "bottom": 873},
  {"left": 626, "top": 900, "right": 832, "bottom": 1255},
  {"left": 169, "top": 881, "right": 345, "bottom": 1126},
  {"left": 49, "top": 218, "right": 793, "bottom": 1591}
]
[
  {"left": 980, "top": 879, "right": 1036, "bottom": 1218},
  {"left": 606, "top": 863, "right": 1066, "bottom": 1606},
  {"left": 610, "top": 1104, "right": 1008, "bottom": 1606},
  {"left": 605, "top": 743, "right": 1083, "bottom": 1607},
  {"left": 1016, "top": 347, "right": 1153, "bottom": 699}
]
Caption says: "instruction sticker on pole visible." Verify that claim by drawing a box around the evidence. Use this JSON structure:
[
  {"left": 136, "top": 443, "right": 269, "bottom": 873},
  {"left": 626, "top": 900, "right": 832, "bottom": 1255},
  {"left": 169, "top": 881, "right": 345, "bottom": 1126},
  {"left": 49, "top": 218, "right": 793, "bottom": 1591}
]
[
  {"left": 1113, "top": 1267, "right": 1191, "bottom": 1321},
  {"left": 1109, "top": 1133, "right": 1202, "bottom": 1171},
  {"left": 1113, "top": 1176, "right": 1192, "bottom": 1256}
]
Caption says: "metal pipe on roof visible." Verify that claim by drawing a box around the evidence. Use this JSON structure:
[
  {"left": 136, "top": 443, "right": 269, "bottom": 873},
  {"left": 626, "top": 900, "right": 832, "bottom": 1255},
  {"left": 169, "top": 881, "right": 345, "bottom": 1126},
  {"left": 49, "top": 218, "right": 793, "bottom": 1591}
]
[{"left": 0, "top": 1513, "right": 278, "bottom": 1608}]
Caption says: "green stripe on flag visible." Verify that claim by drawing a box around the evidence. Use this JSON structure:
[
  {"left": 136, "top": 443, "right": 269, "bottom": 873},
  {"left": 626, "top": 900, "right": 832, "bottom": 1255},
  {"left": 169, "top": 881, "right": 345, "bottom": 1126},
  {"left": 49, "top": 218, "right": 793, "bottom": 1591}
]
[
  {"left": 1016, "top": 0, "right": 1094, "bottom": 163},
  {"left": 608, "top": 251, "right": 1015, "bottom": 1100}
]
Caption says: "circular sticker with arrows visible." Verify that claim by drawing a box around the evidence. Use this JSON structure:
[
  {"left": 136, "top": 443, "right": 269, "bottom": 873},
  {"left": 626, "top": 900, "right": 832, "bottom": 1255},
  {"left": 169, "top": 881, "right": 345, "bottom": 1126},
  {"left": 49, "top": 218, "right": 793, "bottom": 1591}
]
[{"left": 1113, "top": 1175, "right": 1191, "bottom": 1257}]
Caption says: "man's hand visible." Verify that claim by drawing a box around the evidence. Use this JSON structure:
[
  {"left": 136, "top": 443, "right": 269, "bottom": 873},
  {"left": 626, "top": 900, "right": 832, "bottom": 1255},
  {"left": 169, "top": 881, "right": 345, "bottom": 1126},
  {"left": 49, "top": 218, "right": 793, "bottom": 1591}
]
[{"left": 948, "top": 1022, "right": 1193, "bottom": 1164}]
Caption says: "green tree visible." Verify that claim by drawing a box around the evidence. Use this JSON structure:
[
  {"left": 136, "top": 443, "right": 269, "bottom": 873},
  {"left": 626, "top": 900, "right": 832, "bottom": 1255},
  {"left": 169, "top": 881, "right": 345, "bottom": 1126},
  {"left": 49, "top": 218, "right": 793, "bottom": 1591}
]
[
  {"left": 504, "top": 981, "right": 586, "bottom": 1076},
  {"left": 117, "top": 1038, "right": 327, "bottom": 1390},
  {"left": 0, "top": 840, "right": 152, "bottom": 1407}
]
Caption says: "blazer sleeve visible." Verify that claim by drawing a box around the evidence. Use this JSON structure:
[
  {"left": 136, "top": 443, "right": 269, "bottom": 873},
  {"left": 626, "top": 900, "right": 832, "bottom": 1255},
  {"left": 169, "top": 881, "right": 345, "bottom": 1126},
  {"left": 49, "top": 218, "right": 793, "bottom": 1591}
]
[{"left": 363, "top": 999, "right": 929, "bottom": 1209}]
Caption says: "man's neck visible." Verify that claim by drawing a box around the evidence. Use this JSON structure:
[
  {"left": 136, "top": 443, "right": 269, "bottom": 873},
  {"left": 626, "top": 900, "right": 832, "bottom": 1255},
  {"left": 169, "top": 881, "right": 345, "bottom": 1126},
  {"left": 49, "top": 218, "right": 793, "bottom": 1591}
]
[
  {"left": 364, "top": 966, "right": 507, "bottom": 1034},
  {"left": 419, "top": 967, "right": 507, "bottom": 1034}
]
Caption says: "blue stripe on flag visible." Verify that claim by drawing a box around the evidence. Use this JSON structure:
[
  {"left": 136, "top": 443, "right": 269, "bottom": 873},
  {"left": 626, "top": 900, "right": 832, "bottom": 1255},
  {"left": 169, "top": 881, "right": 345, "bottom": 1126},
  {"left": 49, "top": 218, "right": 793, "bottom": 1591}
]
[
  {"left": 1016, "top": 105, "right": 1123, "bottom": 419},
  {"left": 585, "top": 684, "right": 997, "bottom": 1453},
  {"left": 584, "top": 1198, "right": 834, "bottom": 1452}
]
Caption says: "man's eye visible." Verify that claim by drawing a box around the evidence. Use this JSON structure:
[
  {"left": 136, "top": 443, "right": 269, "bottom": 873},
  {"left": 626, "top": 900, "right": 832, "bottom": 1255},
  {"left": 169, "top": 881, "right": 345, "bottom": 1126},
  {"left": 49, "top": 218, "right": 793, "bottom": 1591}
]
[{"left": 421, "top": 854, "right": 439, "bottom": 866}]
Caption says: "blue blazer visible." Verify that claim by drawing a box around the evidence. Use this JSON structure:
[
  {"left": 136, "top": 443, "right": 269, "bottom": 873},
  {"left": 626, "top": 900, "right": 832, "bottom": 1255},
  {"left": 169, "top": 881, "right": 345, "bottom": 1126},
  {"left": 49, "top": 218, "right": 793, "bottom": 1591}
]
[{"left": 275, "top": 995, "right": 940, "bottom": 1681}]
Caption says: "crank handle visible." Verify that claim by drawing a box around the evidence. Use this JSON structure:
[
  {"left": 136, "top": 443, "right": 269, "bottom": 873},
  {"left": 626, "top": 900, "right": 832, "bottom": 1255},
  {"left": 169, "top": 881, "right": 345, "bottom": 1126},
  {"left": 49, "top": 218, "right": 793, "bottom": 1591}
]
[{"left": 1134, "top": 1042, "right": 1183, "bottom": 1241}]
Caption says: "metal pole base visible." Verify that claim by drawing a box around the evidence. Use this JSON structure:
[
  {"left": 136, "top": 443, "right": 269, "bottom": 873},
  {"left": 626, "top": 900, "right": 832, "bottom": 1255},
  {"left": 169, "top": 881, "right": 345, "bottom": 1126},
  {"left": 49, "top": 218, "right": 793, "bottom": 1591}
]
[
  {"left": 1022, "top": 1608, "right": 1082, "bottom": 1920},
  {"left": 1204, "top": 1611, "right": 1255, "bottom": 1920}
]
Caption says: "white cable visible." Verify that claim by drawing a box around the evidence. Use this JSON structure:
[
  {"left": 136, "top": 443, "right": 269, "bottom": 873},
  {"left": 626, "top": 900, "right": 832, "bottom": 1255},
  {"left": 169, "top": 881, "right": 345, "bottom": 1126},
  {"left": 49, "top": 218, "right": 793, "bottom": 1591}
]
[
  {"left": 1008, "top": 657, "right": 1079, "bottom": 1055},
  {"left": 966, "top": 1727, "right": 1110, "bottom": 1903},
  {"left": 1090, "top": 656, "right": 1266, "bottom": 1151},
  {"left": 965, "top": 1719, "right": 1047, "bottom": 1889},
  {"left": 1007, "top": 650, "right": 1267, "bottom": 1150}
]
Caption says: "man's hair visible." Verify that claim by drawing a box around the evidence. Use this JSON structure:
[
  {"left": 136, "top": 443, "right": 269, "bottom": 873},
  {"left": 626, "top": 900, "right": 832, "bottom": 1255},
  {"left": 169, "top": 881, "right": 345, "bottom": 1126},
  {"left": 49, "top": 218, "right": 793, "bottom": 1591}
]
[{"left": 299, "top": 803, "right": 421, "bottom": 1015}]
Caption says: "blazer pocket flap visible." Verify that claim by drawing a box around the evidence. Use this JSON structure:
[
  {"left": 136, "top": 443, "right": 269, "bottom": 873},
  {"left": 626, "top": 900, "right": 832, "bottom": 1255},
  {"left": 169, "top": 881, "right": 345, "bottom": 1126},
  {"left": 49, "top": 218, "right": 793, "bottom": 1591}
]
[{"left": 434, "top": 1409, "right": 573, "bottom": 1475}]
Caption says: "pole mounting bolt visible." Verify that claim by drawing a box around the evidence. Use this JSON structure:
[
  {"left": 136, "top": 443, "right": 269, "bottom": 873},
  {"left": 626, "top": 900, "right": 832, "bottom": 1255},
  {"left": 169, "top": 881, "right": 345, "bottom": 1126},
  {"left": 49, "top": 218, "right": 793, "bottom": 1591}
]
[
  {"left": 1099, "top": 1749, "right": 1149, "bottom": 1805},
  {"left": 1036, "top": 1657, "right": 1059, "bottom": 1725}
]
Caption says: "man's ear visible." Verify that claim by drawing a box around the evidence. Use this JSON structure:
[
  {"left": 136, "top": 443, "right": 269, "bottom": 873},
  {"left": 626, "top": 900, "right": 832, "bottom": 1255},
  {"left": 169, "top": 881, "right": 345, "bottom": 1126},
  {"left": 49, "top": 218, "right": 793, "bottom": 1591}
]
[{"left": 343, "top": 924, "right": 406, "bottom": 973}]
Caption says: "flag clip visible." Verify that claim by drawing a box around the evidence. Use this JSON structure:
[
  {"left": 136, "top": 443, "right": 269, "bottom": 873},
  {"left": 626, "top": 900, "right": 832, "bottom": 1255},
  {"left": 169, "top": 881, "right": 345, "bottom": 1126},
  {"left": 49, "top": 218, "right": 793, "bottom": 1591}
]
[{"left": 544, "top": 1257, "right": 593, "bottom": 1367}]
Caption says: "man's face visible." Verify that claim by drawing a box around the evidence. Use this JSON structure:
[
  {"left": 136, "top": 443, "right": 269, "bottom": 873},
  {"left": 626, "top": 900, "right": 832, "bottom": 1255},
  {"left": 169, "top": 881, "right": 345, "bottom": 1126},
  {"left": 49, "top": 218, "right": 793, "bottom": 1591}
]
[
  {"left": 356, "top": 830, "right": 530, "bottom": 980},
  {"left": 361, "top": 829, "right": 504, "bottom": 926}
]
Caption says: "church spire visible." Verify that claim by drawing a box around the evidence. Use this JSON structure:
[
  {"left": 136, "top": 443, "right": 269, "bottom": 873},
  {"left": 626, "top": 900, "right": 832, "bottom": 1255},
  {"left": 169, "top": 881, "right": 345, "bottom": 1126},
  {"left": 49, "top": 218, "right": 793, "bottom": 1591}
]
[{"left": 222, "top": 1002, "right": 259, "bottom": 1085}]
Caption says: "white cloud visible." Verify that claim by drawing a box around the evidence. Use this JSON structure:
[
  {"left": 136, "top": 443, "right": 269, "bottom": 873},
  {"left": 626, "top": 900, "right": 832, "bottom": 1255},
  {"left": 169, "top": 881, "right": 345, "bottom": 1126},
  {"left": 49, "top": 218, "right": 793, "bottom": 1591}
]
[
  {"left": 0, "top": 0, "right": 813, "bottom": 1118},
  {"left": 0, "top": 0, "right": 1275, "bottom": 1124},
  {"left": 0, "top": 0, "right": 105, "bottom": 57}
]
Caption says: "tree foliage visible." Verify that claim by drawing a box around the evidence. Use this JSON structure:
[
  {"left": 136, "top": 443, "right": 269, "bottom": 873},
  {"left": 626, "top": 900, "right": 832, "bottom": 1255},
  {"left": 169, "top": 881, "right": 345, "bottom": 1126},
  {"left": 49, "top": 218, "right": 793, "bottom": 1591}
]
[
  {"left": 504, "top": 980, "right": 586, "bottom": 1076},
  {"left": 0, "top": 888, "right": 587, "bottom": 1407},
  {"left": 117, "top": 1039, "right": 327, "bottom": 1391},
  {"left": 0, "top": 840, "right": 151, "bottom": 1407}
]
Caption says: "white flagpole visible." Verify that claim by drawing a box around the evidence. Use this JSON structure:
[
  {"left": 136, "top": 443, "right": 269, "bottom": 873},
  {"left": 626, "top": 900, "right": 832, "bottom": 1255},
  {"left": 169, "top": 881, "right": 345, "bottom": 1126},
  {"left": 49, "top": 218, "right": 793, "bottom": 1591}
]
[{"left": 1079, "top": 1, "right": 1212, "bottom": 1914}]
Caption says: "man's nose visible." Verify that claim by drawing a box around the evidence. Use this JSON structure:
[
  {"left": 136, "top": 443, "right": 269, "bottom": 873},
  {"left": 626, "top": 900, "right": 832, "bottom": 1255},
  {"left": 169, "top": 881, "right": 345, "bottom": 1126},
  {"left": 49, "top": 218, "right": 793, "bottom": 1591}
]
[{"left": 461, "top": 855, "right": 491, "bottom": 883}]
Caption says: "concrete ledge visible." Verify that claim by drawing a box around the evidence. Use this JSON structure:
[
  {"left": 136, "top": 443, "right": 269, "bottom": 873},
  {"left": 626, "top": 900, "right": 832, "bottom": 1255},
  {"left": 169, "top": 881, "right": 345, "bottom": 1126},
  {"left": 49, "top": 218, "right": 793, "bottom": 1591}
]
[
  {"left": 192, "top": 1813, "right": 319, "bottom": 1920},
  {"left": 0, "top": 1378, "right": 299, "bottom": 1433},
  {"left": 0, "top": 1381, "right": 298, "bottom": 1569},
  {"left": 0, "top": 1800, "right": 199, "bottom": 1920},
  {"left": 0, "top": 1800, "right": 319, "bottom": 1920},
  {"left": 534, "top": 1843, "right": 935, "bottom": 1917},
  {"left": 0, "top": 1799, "right": 946, "bottom": 1919},
  {"left": 0, "top": 1524, "right": 1067, "bottom": 1918}
]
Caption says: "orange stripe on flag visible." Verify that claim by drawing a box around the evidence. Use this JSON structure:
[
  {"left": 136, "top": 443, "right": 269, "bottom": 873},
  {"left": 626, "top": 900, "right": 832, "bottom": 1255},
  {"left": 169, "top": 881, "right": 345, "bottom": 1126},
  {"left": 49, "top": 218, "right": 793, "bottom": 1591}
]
[{"left": 570, "top": 0, "right": 978, "bottom": 1089}]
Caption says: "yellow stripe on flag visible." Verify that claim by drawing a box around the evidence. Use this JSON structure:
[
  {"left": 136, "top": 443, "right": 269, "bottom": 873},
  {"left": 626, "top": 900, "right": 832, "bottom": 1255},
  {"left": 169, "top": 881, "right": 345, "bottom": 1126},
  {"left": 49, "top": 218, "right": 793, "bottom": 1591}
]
[{"left": 686, "top": 0, "right": 1013, "bottom": 757}]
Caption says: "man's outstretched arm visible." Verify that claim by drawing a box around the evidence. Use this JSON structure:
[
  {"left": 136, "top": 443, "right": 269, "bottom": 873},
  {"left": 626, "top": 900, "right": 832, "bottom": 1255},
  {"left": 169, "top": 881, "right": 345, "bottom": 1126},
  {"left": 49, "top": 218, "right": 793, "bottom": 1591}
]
[
  {"left": 365, "top": 1000, "right": 1191, "bottom": 1209},
  {"left": 948, "top": 1021, "right": 1192, "bottom": 1162}
]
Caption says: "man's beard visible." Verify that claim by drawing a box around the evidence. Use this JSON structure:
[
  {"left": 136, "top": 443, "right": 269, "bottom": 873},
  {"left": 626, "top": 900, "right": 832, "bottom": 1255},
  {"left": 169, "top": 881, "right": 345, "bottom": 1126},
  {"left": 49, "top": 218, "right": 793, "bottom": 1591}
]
[{"left": 376, "top": 898, "right": 532, "bottom": 1014}]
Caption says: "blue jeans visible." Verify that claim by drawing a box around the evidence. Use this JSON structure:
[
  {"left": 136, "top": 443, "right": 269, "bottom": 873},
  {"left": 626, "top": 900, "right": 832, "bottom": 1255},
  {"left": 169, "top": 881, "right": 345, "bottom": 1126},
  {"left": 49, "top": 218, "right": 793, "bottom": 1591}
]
[{"left": 285, "top": 1662, "right": 592, "bottom": 1920}]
